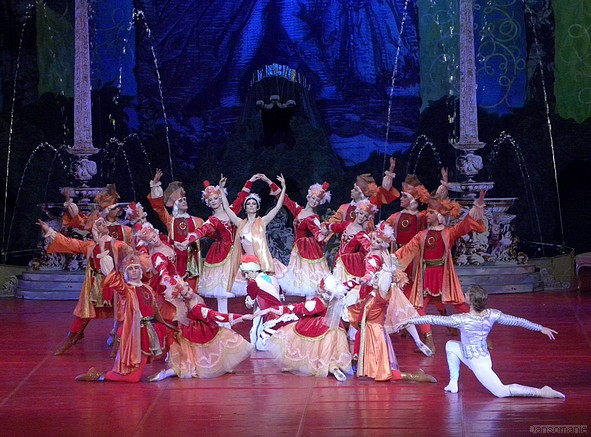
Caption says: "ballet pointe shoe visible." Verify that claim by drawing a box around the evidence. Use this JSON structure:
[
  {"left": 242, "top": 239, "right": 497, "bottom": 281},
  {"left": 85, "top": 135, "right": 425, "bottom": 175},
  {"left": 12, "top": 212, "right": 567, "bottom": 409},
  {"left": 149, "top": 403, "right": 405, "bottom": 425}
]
[
  {"left": 54, "top": 330, "right": 84, "bottom": 356},
  {"left": 423, "top": 332, "right": 435, "bottom": 354},
  {"left": 332, "top": 368, "right": 347, "bottom": 382},
  {"left": 148, "top": 369, "right": 166, "bottom": 382},
  {"left": 540, "top": 386, "right": 566, "bottom": 399},
  {"left": 401, "top": 369, "right": 437, "bottom": 383},
  {"left": 75, "top": 367, "right": 105, "bottom": 382}
]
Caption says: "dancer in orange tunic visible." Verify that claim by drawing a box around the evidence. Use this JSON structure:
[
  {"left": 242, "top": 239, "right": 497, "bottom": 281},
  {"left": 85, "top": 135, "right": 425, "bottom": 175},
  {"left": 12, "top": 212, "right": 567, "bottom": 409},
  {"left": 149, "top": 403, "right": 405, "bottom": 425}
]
[
  {"left": 74, "top": 254, "right": 172, "bottom": 383},
  {"left": 348, "top": 222, "right": 435, "bottom": 383},
  {"left": 37, "top": 218, "right": 133, "bottom": 355},
  {"left": 395, "top": 190, "right": 488, "bottom": 353}
]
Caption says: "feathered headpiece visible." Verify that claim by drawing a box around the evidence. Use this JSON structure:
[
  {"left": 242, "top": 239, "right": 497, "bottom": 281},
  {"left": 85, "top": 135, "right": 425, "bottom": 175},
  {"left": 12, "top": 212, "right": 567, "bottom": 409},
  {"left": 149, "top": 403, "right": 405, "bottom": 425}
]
[
  {"left": 373, "top": 221, "right": 395, "bottom": 243},
  {"left": 355, "top": 174, "right": 377, "bottom": 197},
  {"left": 243, "top": 192, "right": 261, "bottom": 209},
  {"left": 94, "top": 184, "right": 120, "bottom": 210},
  {"left": 307, "top": 182, "right": 331, "bottom": 205},
  {"left": 125, "top": 201, "right": 146, "bottom": 225},
  {"left": 355, "top": 199, "right": 378, "bottom": 216},
  {"left": 201, "top": 180, "right": 227, "bottom": 206},
  {"left": 401, "top": 175, "right": 430, "bottom": 204}
]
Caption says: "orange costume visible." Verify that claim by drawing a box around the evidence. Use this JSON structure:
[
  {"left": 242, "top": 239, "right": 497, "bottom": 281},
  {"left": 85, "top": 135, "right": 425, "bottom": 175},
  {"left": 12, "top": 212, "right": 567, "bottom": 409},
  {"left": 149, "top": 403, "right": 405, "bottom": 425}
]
[
  {"left": 46, "top": 231, "right": 132, "bottom": 320},
  {"left": 102, "top": 271, "right": 169, "bottom": 382},
  {"left": 395, "top": 213, "right": 486, "bottom": 309},
  {"left": 62, "top": 185, "right": 133, "bottom": 246}
]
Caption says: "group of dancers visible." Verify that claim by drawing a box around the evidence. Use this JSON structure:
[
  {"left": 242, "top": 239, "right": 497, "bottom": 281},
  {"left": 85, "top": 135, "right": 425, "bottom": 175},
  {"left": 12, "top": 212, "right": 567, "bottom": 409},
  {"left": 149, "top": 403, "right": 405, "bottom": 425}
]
[{"left": 35, "top": 160, "right": 565, "bottom": 398}]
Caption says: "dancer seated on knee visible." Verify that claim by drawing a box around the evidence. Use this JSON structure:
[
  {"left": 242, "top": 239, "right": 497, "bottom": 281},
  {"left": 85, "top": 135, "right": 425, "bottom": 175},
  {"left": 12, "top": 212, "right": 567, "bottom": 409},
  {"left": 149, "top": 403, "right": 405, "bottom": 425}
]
[
  {"left": 148, "top": 285, "right": 254, "bottom": 381},
  {"left": 75, "top": 255, "right": 173, "bottom": 383},
  {"left": 240, "top": 254, "right": 298, "bottom": 351},
  {"left": 401, "top": 285, "right": 565, "bottom": 398},
  {"left": 254, "top": 275, "right": 351, "bottom": 382}
]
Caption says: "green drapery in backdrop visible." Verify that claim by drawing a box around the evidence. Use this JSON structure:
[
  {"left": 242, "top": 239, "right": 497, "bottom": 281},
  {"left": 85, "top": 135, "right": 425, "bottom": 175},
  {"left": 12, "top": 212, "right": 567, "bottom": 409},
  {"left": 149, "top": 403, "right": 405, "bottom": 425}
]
[
  {"left": 417, "top": 0, "right": 460, "bottom": 111},
  {"left": 36, "top": 0, "right": 74, "bottom": 97},
  {"left": 553, "top": 0, "right": 591, "bottom": 123}
]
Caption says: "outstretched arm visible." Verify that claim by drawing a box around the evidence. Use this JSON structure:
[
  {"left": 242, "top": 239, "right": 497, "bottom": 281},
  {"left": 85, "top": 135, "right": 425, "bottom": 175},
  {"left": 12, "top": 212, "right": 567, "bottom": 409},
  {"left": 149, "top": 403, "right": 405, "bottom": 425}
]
[
  {"left": 404, "top": 314, "right": 460, "bottom": 330},
  {"left": 262, "top": 175, "right": 286, "bottom": 226},
  {"left": 496, "top": 311, "right": 545, "bottom": 332},
  {"left": 219, "top": 175, "right": 241, "bottom": 226}
]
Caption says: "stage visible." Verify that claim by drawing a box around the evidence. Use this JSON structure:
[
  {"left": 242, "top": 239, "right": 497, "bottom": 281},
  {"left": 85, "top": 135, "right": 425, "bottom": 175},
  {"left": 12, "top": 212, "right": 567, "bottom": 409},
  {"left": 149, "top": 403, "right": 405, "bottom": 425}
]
[{"left": 0, "top": 285, "right": 589, "bottom": 436}]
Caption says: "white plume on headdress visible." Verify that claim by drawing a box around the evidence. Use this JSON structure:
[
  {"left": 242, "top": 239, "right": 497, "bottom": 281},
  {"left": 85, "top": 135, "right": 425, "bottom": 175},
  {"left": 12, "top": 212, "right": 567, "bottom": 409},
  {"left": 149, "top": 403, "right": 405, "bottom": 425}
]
[
  {"left": 320, "top": 275, "right": 347, "bottom": 330},
  {"left": 307, "top": 183, "right": 332, "bottom": 205}
]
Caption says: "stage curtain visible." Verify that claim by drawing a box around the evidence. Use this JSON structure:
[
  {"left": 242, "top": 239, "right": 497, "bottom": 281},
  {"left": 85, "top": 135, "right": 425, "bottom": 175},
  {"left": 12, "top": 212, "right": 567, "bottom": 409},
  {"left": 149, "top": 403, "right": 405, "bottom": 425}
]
[{"left": 553, "top": 0, "right": 591, "bottom": 123}]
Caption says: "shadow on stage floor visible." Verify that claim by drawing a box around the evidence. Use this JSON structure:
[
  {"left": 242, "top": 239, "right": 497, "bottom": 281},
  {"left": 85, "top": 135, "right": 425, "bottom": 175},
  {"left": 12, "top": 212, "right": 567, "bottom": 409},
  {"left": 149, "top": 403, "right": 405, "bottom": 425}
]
[{"left": 0, "top": 286, "right": 590, "bottom": 436}]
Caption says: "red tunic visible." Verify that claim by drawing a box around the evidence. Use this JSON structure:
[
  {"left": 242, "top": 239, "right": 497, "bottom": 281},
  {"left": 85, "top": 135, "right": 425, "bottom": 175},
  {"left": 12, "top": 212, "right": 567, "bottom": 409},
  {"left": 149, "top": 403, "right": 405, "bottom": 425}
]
[
  {"left": 247, "top": 275, "right": 283, "bottom": 323},
  {"left": 386, "top": 211, "right": 426, "bottom": 296},
  {"left": 147, "top": 195, "right": 204, "bottom": 279},
  {"left": 396, "top": 215, "right": 487, "bottom": 307},
  {"left": 180, "top": 304, "right": 243, "bottom": 344}
]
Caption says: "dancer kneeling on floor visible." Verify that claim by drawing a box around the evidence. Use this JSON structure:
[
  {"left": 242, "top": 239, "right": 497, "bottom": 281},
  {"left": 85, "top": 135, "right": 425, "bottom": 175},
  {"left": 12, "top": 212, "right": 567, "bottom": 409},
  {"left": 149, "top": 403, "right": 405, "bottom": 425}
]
[
  {"left": 75, "top": 254, "right": 173, "bottom": 383},
  {"left": 254, "top": 275, "right": 352, "bottom": 382},
  {"left": 401, "top": 285, "right": 565, "bottom": 398},
  {"left": 148, "top": 282, "right": 254, "bottom": 381}
]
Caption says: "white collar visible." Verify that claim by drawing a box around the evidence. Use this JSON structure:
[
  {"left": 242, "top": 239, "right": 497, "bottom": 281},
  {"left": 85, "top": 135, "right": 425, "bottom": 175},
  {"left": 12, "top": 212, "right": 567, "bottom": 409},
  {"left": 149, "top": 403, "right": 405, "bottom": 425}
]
[
  {"left": 401, "top": 208, "right": 419, "bottom": 215},
  {"left": 174, "top": 212, "right": 191, "bottom": 219},
  {"left": 427, "top": 224, "right": 445, "bottom": 231},
  {"left": 350, "top": 197, "right": 367, "bottom": 207}
]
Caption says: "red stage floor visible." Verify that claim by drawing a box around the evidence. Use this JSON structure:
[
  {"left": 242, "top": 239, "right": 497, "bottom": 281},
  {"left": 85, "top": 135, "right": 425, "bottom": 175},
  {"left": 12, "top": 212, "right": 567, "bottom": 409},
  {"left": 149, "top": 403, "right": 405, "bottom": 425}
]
[{"left": 0, "top": 287, "right": 590, "bottom": 437}]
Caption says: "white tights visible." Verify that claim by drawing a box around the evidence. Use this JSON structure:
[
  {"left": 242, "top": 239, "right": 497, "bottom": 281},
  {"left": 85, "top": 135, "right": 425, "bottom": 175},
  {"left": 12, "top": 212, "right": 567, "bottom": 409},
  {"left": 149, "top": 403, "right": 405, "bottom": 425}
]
[{"left": 445, "top": 340, "right": 542, "bottom": 398}]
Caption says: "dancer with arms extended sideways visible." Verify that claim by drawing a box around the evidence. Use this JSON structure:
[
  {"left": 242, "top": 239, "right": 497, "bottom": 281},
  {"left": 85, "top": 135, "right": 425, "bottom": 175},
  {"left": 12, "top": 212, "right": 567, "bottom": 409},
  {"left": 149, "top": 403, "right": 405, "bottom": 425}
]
[{"left": 401, "top": 285, "right": 565, "bottom": 398}]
